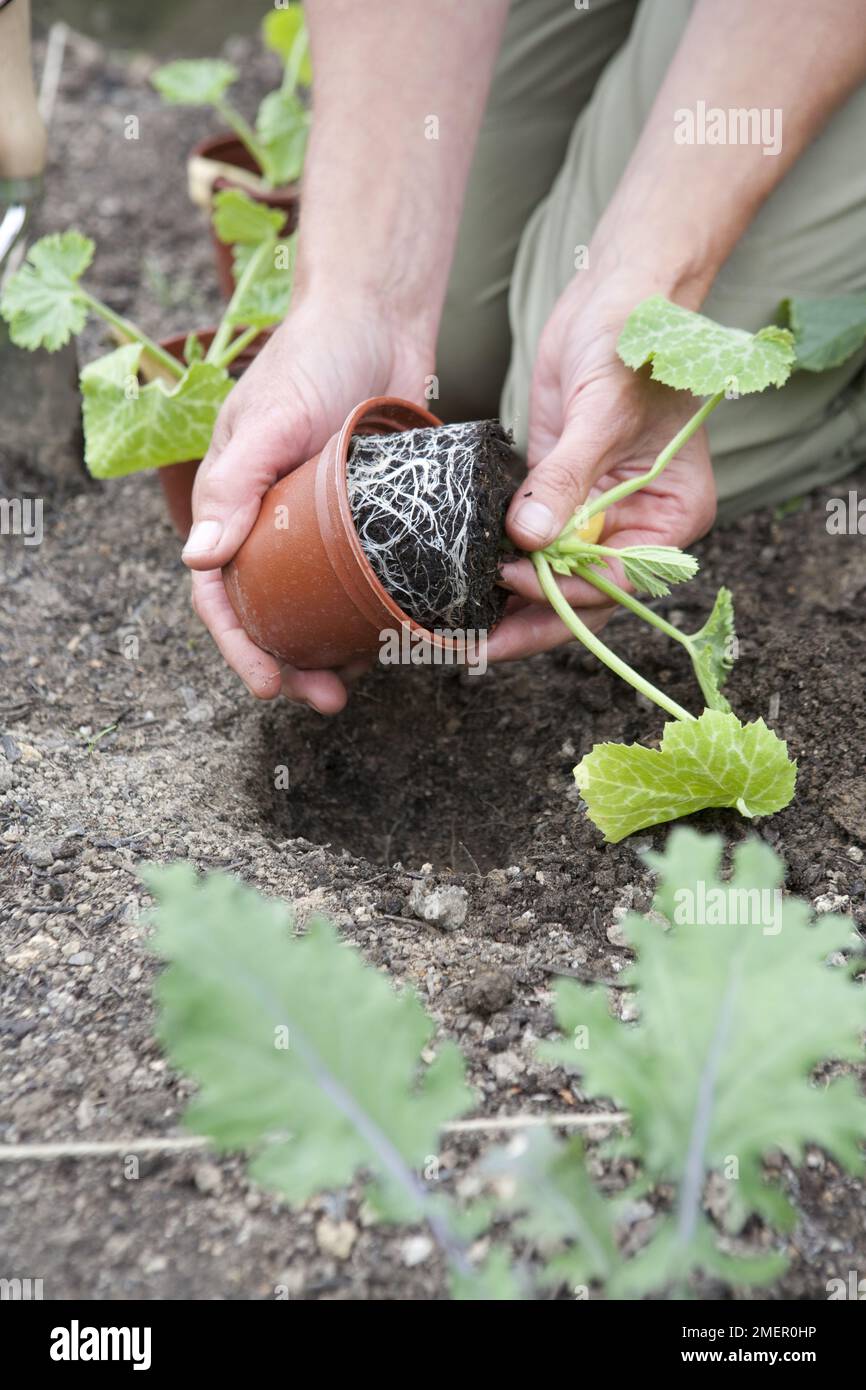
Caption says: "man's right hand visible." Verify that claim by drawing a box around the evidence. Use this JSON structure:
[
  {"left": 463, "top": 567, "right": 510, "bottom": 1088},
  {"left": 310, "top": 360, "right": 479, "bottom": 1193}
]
[{"left": 182, "top": 289, "right": 433, "bottom": 713}]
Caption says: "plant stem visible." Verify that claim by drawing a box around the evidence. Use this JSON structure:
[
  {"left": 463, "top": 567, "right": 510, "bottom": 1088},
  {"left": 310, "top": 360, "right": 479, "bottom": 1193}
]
[
  {"left": 282, "top": 31, "right": 309, "bottom": 93},
  {"left": 576, "top": 565, "right": 693, "bottom": 649},
  {"left": 566, "top": 390, "right": 726, "bottom": 533},
  {"left": 532, "top": 553, "right": 695, "bottom": 723},
  {"left": 212, "top": 324, "right": 259, "bottom": 371},
  {"left": 214, "top": 97, "right": 271, "bottom": 183},
  {"left": 206, "top": 238, "right": 273, "bottom": 365},
  {"left": 81, "top": 293, "right": 184, "bottom": 380}
]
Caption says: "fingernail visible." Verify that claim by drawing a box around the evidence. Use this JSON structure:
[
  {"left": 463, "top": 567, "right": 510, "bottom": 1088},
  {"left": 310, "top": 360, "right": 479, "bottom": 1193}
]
[
  {"left": 182, "top": 519, "right": 223, "bottom": 558},
  {"left": 512, "top": 499, "right": 555, "bottom": 545}
]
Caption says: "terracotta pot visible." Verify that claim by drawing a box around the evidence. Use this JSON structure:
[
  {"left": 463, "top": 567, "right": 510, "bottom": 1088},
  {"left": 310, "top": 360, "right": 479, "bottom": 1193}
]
[
  {"left": 188, "top": 133, "right": 300, "bottom": 298},
  {"left": 223, "top": 397, "right": 464, "bottom": 670},
  {"left": 155, "top": 328, "right": 272, "bottom": 538}
]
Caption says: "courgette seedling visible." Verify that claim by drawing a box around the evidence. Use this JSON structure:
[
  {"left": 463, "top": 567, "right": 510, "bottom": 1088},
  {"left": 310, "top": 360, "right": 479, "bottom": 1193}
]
[
  {"left": 151, "top": 4, "right": 311, "bottom": 190},
  {"left": 0, "top": 189, "right": 295, "bottom": 479},
  {"left": 531, "top": 297, "right": 802, "bottom": 842}
]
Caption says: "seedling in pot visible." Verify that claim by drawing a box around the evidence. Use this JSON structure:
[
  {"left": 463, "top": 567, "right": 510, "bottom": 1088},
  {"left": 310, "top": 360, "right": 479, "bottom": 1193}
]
[
  {"left": 0, "top": 189, "right": 296, "bottom": 483},
  {"left": 151, "top": 4, "right": 311, "bottom": 191}
]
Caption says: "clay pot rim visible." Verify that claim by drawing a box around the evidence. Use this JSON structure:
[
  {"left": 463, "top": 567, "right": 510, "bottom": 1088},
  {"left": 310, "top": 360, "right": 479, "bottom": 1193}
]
[
  {"left": 190, "top": 131, "right": 300, "bottom": 197},
  {"left": 329, "top": 397, "right": 469, "bottom": 653},
  {"left": 159, "top": 325, "right": 273, "bottom": 354}
]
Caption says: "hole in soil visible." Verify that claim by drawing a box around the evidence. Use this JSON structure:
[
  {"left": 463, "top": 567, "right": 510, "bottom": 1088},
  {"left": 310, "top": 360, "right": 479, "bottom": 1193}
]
[{"left": 251, "top": 664, "right": 576, "bottom": 872}]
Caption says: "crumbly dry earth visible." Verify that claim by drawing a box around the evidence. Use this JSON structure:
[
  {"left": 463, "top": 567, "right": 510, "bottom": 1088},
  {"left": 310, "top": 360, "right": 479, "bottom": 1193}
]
[{"left": 2, "top": 33, "right": 866, "bottom": 1302}]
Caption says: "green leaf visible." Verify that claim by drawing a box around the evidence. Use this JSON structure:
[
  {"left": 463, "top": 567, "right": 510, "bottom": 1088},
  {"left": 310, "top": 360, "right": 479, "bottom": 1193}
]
[
  {"left": 0, "top": 230, "right": 94, "bottom": 350},
  {"left": 615, "top": 1217, "right": 787, "bottom": 1298},
  {"left": 487, "top": 1130, "right": 618, "bottom": 1289},
  {"left": 450, "top": 1247, "right": 526, "bottom": 1301},
  {"left": 617, "top": 295, "right": 795, "bottom": 396},
  {"left": 263, "top": 4, "right": 312, "bottom": 87},
  {"left": 688, "top": 587, "right": 735, "bottom": 713},
  {"left": 146, "top": 865, "right": 473, "bottom": 1215},
  {"left": 614, "top": 545, "right": 699, "bottom": 598},
  {"left": 256, "top": 88, "right": 309, "bottom": 186},
  {"left": 548, "top": 541, "right": 698, "bottom": 595},
  {"left": 211, "top": 187, "right": 286, "bottom": 246},
  {"left": 80, "top": 344, "right": 232, "bottom": 479},
  {"left": 151, "top": 58, "right": 238, "bottom": 106},
  {"left": 782, "top": 293, "right": 866, "bottom": 372},
  {"left": 543, "top": 828, "right": 866, "bottom": 1294},
  {"left": 574, "top": 710, "right": 796, "bottom": 843},
  {"left": 226, "top": 235, "right": 297, "bottom": 328}
]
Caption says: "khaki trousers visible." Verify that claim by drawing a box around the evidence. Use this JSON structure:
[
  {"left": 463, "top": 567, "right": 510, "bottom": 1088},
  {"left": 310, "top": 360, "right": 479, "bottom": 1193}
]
[{"left": 437, "top": 0, "right": 866, "bottom": 520}]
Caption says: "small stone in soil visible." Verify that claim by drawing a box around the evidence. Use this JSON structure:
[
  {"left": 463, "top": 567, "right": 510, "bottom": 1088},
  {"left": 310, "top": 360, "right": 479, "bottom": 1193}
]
[
  {"left": 463, "top": 968, "right": 514, "bottom": 1015},
  {"left": 408, "top": 883, "right": 469, "bottom": 931}
]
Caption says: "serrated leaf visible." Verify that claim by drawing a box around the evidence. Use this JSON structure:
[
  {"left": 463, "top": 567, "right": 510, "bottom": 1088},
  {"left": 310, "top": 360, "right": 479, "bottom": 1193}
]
[
  {"left": 211, "top": 187, "right": 286, "bottom": 246},
  {"left": 486, "top": 1130, "right": 618, "bottom": 1290},
  {"left": 688, "top": 587, "right": 735, "bottom": 713},
  {"left": 256, "top": 88, "right": 309, "bottom": 185},
  {"left": 543, "top": 827, "right": 866, "bottom": 1294},
  {"left": 151, "top": 58, "right": 238, "bottom": 106},
  {"left": 0, "top": 230, "right": 94, "bottom": 350},
  {"left": 548, "top": 556, "right": 572, "bottom": 576},
  {"left": 574, "top": 710, "right": 796, "bottom": 843},
  {"left": 617, "top": 295, "right": 795, "bottom": 396},
  {"left": 80, "top": 343, "right": 232, "bottom": 479},
  {"left": 226, "top": 235, "right": 297, "bottom": 328},
  {"left": 451, "top": 1246, "right": 525, "bottom": 1301},
  {"left": 782, "top": 293, "right": 866, "bottom": 372},
  {"left": 616, "top": 545, "right": 699, "bottom": 598},
  {"left": 262, "top": 4, "right": 313, "bottom": 87},
  {"left": 146, "top": 866, "right": 473, "bottom": 1217},
  {"left": 613, "top": 1217, "right": 787, "bottom": 1298}
]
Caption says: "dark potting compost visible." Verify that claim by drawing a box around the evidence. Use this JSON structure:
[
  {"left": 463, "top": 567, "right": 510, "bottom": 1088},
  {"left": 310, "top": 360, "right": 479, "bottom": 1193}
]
[{"left": 347, "top": 419, "right": 516, "bottom": 632}]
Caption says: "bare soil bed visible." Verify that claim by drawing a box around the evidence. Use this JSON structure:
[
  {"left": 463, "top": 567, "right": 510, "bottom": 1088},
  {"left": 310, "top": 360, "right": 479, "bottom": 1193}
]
[{"left": 1, "top": 33, "right": 865, "bottom": 1301}]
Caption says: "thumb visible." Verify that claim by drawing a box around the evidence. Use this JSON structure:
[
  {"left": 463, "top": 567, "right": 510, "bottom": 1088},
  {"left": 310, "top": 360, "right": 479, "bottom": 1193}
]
[
  {"left": 182, "top": 415, "right": 306, "bottom": 571},
  {"left": 506, "top": 420, "right": 601, "bottom": 552}
]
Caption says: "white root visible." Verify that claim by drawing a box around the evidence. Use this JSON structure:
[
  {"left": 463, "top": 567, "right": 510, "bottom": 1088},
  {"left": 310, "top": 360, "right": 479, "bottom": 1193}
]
[{"left": 347, "top": 423, "right": 483, "bottom": 627}]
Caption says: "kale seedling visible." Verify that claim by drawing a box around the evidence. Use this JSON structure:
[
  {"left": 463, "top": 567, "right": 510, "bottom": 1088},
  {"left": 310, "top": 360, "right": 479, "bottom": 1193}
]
[
  {"left": 151, "top": 4, "right": 311, "bottom": 190},
  {"left": 148, "top": 830, "right": 866, "bottom": 1299},
  {"left": 0, "top": 190, "right": 296, "bottom": 479},
  {"left": 529, "top": 297, "right": 801, "bottom": 841}
]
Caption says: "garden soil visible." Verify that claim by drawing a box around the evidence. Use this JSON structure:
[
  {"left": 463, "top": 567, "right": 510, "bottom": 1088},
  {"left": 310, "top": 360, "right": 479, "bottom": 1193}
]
[{"left": 1, "top": 33, "right": 865, "bottom": 1301}]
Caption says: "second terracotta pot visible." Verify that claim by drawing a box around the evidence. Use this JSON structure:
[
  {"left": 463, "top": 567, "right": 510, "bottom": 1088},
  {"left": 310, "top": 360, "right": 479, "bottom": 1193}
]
[
  {"left": 154, "top": 328, "right": 272, "bottom": 538},
  {"left": 188, "top": 133, "right": 300, "bottom": 298},
  {"left": 224, "top": 397, "right": 466, "bottom": 670}
]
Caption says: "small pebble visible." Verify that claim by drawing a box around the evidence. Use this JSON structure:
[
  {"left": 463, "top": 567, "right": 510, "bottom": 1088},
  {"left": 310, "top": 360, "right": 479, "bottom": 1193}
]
[
  {"left": 401, "top": 1235, "right": 433, "bottom": 1267},
  {"left": 606, "top": 920, "right": 629, "bottom": 948},
  {"left": 315, "top": 1218, "right": 357, "bottom": 1260},
  {"left": 24, "top": 842, "right": 54, "bottom": 868},
  {"left": 463, "top": 968, "right": 513, "bottom": 1016},
  {"left": 194, "top": 1162, "right": 223, "bottom": 1195},
  {"left": 408, "top": 883, "right": 468, "bottom": 931}
]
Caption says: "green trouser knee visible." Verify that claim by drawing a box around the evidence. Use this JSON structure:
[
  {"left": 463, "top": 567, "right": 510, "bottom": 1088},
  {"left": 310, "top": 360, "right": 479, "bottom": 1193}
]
[{"left": 439, "top": 0, "right": 866, "bottom": 520}]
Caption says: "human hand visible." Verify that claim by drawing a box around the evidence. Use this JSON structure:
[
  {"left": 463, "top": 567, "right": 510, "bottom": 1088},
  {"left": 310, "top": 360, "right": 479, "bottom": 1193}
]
[
  {"left": 182, "top": 290, "right": 433, "bottom": 712},
  {"left": 488, "top": 271, "right": 717, "bottom": 662}
]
